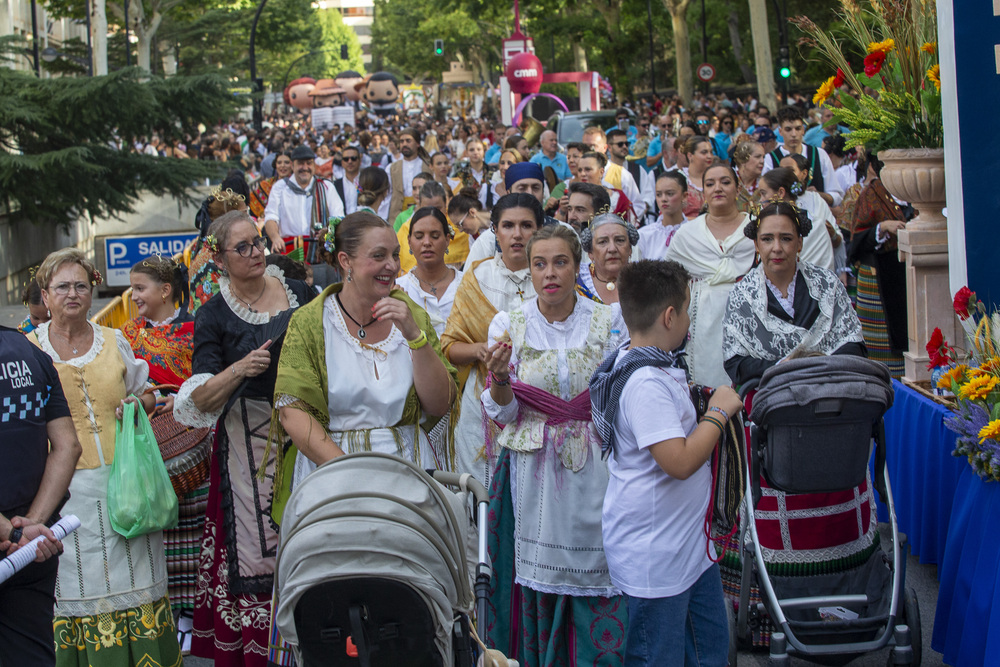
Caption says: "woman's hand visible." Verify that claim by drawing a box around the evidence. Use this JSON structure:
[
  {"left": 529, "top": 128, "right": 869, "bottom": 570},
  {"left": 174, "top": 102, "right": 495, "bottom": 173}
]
[
  {"left": 154, "top": 395, "right": 175, "bottom": 416},
  {"left": 485, "top": 341, "right": 512, "bottom": 381},
  {"left": 881, "top": 220, "right": 906, "bottom": 237},
  {"left": 238, "top": 339, "right": 273, "bottom": 378},
  {"left": 115, "top": 395, "right": 142, "bottom": 421},
  {"left": 373, "top": 297, "right": 420, "bottom": 341}
]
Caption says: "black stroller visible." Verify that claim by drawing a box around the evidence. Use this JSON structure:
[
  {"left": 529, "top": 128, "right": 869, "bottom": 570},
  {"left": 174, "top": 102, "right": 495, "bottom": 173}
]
[
  {"left": 274, "top": 452, "right": 493, "bottom": 667},
  {"left": 733, "top": 356, "right": 921, "bottom": 665}
]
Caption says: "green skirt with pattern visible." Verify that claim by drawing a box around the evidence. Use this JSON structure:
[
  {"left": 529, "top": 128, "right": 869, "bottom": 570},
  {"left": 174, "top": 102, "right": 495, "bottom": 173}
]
[{"left": 54, "top": 595, "right": 182, "bottom": 667}]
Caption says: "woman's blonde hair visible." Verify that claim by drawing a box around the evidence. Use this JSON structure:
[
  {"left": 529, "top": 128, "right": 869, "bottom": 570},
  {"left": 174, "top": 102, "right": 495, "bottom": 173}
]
[{"left": 36, "top": 248, "right": 98, "bottom": 290}]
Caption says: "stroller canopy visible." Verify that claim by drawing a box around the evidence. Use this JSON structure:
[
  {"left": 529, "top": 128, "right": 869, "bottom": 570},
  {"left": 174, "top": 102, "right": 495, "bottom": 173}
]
[{"left": 275, "top": 452, "right": 475, "bottom": 653}]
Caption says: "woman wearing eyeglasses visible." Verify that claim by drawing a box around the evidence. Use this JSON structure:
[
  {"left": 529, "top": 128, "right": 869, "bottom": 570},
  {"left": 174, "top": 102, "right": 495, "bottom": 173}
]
[
  {"left": 31, "top": 249, "right": 182, "bottom": 666},
  {"left": 174, "top": 210, "right": 313, "bottom": 667}
]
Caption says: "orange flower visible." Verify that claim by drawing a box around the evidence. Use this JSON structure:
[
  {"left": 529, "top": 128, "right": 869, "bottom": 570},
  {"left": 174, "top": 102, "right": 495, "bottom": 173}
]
[
  {"left": 959, "top": 374, "right": 999, "bottom": 401},
  {"left": 921, "top": 42, "right": 937, "bottom": 55},
  {"left": 970, "top": 358, "right": 1000, "bottom": 378},
  {"left": 867, "top": 38, "right": 896, "bottom": 54},
  {"left": 813, "top": 76, "right": 838, "bottom": 105},
  {"left": 927, "top": 64, "right": 941, "bottom": 91}
]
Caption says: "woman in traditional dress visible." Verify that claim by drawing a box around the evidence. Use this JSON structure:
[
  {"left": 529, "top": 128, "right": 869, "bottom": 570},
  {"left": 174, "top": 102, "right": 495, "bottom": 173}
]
[
  {"left": 396, "top": 207, "right": 463, "bottom": 337},
  {"left": 442, "top": 193, "right": 542, "bottom": 486},
  {"left": 270, "top": 211, "right": 457, "bottom": 502},
  {"left": 756, "top": 167, "right": 839, "bottom": 273},
  {"left": 732, "top": 139, "right": 765, "bottom": 212},
  {"left": 453, "top": 136, "right": 497, "bottom": 193},
  {"left": 188, "top": 182, "right": 250, "bottom": 314},
  {"left": 174, "top": 210, "right": 313, "bottom": 667},
  {"left": 680, "top": 135, "right": 716, "bottom": 217},
  {"left": 664, "top": 161, "right": 756, "bottom": 386},
  {"left": 32, "top": 249, "right": 181, "bottom": 667},
  {"left": 847, "top": 154, "right": 910, "bottom": 378},
  {"left": 121, "top": 256, "right": 204, "bottom": 647},
  {"left": 248, "top": 152, "right": 292, "bottom": 220},
  {"left": 576, "top": 212, "right": 639, "bottom": 304},
  {"left": 721, "top": 200, "right": 873, "bottom": 646},
  {"left": 483, "top": 224, "right": 628, "bottom": 665},
  {"left": 637, "top": 170, "right": 688, "bottom": 262}
]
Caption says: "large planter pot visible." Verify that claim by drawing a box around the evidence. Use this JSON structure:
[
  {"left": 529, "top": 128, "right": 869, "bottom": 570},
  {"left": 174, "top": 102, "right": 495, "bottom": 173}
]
[{"left": 879, "top": 147, "right": 946, "bottom": 231}]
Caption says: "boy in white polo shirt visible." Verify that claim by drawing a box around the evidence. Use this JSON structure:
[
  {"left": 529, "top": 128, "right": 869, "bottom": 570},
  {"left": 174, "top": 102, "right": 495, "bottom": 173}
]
[{"left": 590, "top": 259, "right": 743, "bottom": 665}]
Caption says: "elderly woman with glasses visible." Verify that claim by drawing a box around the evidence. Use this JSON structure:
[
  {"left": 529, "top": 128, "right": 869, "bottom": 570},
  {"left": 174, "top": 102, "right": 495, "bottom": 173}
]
[
  {"left": 174, "top": 210, "right": 313, "bottom": 666},
  {"left": 576, "top": 212, "right": 640, "bottom": 304},
  {"left": 31, "top": 248, "right": 182, "bottom": 666}
]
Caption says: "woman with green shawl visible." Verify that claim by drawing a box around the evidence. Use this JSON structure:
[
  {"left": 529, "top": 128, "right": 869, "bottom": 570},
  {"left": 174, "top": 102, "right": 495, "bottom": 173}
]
[{"left": 271, "top": 211, "right": 458, "bottom": 521}]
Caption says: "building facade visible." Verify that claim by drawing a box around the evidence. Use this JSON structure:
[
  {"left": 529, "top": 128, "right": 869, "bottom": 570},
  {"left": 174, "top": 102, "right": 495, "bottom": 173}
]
[{"left": 315, "top": 0, "right": 374, "bottom": 69}]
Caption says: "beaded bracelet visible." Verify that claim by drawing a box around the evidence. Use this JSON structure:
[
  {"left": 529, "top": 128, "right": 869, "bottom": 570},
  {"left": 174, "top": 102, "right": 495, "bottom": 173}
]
[
  {"left": 489, "top": 371, "right": 511, "bottom": 386},
  {"left": 708, "top": 406, "right": 730, "bottom": 422}
]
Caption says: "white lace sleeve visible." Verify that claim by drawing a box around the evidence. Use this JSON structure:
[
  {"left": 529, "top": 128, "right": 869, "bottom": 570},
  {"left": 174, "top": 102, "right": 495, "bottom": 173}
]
[
  {"left": 481, "top": 311, "right": 519, "bottom": 424},
  {"left": 114, "top": 329, "right": 150, "bottom": 394},
  {"left": 174, "top": 373, "right": 221, "bottom": 428}
]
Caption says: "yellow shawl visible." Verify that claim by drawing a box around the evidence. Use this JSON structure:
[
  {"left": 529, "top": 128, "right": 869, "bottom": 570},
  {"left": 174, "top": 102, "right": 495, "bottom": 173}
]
[{"left": 440, "top": 258, "right": 498, "bottom": 392}]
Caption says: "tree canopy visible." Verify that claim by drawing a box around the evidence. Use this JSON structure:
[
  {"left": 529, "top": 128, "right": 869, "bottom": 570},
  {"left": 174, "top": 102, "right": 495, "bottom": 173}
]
[{"left": 0, "top": 59, "right": 238, "bottom": 227}]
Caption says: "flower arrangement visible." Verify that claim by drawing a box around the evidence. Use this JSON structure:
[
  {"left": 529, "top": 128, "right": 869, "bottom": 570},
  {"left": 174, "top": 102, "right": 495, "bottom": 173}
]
[
  {"left": 925, "top": 326, "right": 955, "bottom": 370},
  {"left": 792, "top": 0, "right": 942, "bottom": 154},
  {"left": 942, "top": 286, "right": 1000, "bottom": 483}
]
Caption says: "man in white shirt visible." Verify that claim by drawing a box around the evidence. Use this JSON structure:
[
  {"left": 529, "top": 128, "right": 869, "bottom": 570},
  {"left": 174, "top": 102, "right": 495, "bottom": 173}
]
[
  {"left": 263, "top": 144, "right": 345, "bottom": 260},
  {"left": 762, "top": 106, "right": 843, "bottom": 207},
  {"left": 334, "top": 145, "right": 363, "bottom": 215}
]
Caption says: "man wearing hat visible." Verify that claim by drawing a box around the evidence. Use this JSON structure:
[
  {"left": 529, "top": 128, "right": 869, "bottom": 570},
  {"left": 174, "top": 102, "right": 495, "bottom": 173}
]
[
  {"left": 464, "top": 162, "right": 561, "bottom": 266},
  {"left": 263, "top": 144, "right": 344, "bottom": 261}
]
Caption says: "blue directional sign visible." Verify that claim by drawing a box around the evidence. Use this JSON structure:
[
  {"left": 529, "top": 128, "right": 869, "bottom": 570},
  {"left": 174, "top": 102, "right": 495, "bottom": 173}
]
[{"left": 104, "top": 233, "right": 198, "bottom": 287}]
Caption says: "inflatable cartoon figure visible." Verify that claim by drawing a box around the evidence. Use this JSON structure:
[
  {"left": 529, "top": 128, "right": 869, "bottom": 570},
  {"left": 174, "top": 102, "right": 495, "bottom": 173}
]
[
  {"left": 335, "top": 70, "right": 365, "bottom": 104},
  {"left": 310, "top": 78, "right": 355, "bottom": 131},
  {"left": 309, "top": 78, "right": 346, "bottom": 108},
  {"left": 284, "top": 77, "right": 316, "bottom": 113},
  {"left": 355, "top": 72, "right": 400, "bottom": 117}
]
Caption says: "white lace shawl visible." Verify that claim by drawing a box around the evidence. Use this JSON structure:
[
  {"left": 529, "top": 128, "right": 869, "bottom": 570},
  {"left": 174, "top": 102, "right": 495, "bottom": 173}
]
[{"left": 723, "top": 262, "right": 863, "bottom": 363}]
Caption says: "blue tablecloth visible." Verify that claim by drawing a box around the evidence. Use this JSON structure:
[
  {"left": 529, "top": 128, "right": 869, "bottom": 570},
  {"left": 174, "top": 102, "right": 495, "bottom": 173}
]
[
  {"left": 933, "top": 467, "right": 1000, "bottom": 666},
  {"left": 877, "top": 379, "right": 965, "bottom": 564}
]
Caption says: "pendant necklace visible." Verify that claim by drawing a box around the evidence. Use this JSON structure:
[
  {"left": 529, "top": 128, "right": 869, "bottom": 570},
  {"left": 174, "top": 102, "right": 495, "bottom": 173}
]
[
  {"left": 508, "top": 276, "right": 526, "bottom": 300},
  {"left": 415, "top": 268, "right": 449, "bottom": 296},
  {"left": 232, "top": 278, "right": 268, "bottom": 313},
  {"left": 336, "top": 293, "right": 378, "bottom": 339},
  {"left": 591, "top": 265, "right": 616, "bottom": 291}
]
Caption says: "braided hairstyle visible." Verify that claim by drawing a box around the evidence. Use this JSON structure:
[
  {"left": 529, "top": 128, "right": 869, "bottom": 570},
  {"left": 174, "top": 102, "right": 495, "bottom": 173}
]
[
  {"left": 743, "top": 200, "right": 813, "bottom": 240},
  {"left": 130, "top": 254, "right": 190, "bottom": 308}
]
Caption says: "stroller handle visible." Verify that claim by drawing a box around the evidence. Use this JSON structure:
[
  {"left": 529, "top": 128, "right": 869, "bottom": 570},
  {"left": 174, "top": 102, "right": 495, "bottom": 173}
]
[
  {"left": 427, "top": 470, "right": 490, "bottom": 506},
  {"left": 738, "top": 378, "right": 760, "bottom": 400}
]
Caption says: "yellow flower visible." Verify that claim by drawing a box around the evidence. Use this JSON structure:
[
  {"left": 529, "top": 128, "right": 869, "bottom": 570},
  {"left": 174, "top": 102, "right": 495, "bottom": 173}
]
[
  {"left": 867, "top": 38, "right": 896, "bottom": 54},
  {"left": 921, "top": 42, "right": 937, "bottom": 55},
  {"left": 937, "top": 364, "right": 969, "bottom": 389},
  {"left": 959, "top": 374, "right": 999, "bottom": 401},
  {"left": 979, "top": 419, "right": 1000, "bottom": 444},
  {"left": 927, "top": 64, "right": 941, "bottom": 92},
  {"left": 972, "top": 357, "right": 1000, "bottom": 377},
  {"left": 813, "top": 76, "right": 837, "bottom": 105}
]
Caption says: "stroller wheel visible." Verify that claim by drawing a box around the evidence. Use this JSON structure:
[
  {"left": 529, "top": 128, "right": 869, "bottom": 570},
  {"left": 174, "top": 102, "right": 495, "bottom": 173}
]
[
  {"left": 891, "top": 586, "right": 922, "bottom": 667},
  {"left": 727, "top": 600, "right": 738, "bottom": 666}
]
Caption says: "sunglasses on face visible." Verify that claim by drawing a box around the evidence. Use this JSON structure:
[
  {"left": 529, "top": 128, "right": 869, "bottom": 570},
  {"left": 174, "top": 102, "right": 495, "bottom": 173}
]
[
  {"left": 342, "top": 155, "right": 359, "bottom": 162},
  {"left": 611, "top": 141, "right": 628, "bottom": 147},
  {"left": 697, "top": 119, "right": 709, "bottom": 125},
  {"left": 227, "top": 236, "right": 267, "bottom": 258}
]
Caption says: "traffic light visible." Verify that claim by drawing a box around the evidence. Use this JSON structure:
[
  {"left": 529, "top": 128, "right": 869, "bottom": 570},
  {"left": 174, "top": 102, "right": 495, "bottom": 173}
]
[
  {"left": 434, "top": 39, "right": 444, "bottom": 56},
  {"left": 341, "top": 44, "right": 348, "bottom": 60},
  {"left": 778, "top": 46, "right": 791, "bottom": 79}
]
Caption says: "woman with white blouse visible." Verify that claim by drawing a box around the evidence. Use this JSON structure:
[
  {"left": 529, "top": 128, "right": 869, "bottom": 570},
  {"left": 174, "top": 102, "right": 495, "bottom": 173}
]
[{"left": 395, "top": 207, "right": 463, "bottom": 337}]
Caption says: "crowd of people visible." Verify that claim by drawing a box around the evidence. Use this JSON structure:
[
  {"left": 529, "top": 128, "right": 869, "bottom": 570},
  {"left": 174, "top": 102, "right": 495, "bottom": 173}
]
[{"left": 0, "top": 91, "right": 913, "bottom": 667}]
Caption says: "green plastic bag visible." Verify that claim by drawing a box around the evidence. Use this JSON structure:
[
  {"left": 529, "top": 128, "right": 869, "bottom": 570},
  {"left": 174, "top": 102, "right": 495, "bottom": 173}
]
[{"left": 108, "top": 401, "right": 179, "bottom": 538}]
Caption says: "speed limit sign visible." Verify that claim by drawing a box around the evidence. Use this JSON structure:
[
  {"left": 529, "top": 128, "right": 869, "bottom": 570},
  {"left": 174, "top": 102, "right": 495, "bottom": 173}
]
[{"left": 697, "top": 63, "right": 716, "bottom": 82}]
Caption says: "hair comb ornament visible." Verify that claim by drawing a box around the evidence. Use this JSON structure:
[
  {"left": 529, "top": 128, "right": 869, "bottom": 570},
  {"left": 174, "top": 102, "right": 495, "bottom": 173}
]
[
  {"left": 324, "top": 216, "right": 344, "bottom": 254},
  {"left": 204, "top": 234, "right": 220, "bottom": 253},
  {"left": 91, "top": 268, "right": 104, "bottom": 287},
  {"left": 210, "top": 186, "right": 246, "bottom": 210}
]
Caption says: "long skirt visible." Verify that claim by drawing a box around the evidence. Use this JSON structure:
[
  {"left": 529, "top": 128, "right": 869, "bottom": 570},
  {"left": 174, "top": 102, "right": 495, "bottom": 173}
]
[
  {"left": 856, "top": 264, "right": 904, "bottom": 378},
  {"left": 190, "top": 399, "right": 279, "bottom": 666},
  {"left": 487, "top": 450, "right": 627, "bottom": 666},
  {"left": 164, "top": 481, "right": 210, "bottom": 613},
  {"left": 54, "top": 596, "right": 182, "bottom": 667}
]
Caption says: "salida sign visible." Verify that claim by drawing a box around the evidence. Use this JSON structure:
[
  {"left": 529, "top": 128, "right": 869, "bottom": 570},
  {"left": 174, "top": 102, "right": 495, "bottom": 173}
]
[
  {"left": 104, "top": 233, "right": 198, "bottom": 287},
  {"left": 505, "top": 52, "right": 543, "bottom": 95}
]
